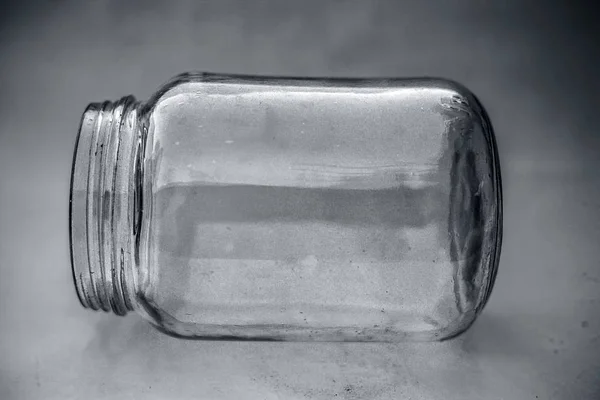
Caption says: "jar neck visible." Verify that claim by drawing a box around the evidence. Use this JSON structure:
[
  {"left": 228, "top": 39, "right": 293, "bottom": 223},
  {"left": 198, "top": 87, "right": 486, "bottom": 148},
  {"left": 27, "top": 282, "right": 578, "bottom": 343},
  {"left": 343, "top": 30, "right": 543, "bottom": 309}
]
[{"left": 69, "top": 96, "right": 143, "bottom": 315}]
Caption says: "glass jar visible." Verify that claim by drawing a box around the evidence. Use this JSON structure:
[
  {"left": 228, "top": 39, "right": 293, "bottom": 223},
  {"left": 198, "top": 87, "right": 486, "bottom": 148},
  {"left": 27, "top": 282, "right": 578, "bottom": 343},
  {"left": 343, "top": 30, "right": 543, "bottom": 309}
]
[{"left": 69, "top": 73, "right": 502, "bottom": 341}]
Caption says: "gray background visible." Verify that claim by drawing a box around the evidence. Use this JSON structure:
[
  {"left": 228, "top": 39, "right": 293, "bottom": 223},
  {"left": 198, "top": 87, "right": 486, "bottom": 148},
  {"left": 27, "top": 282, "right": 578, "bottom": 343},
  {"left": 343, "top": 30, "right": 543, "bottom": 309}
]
[{"left": 1, "top": 1, "right": 599, "bottom": 399}]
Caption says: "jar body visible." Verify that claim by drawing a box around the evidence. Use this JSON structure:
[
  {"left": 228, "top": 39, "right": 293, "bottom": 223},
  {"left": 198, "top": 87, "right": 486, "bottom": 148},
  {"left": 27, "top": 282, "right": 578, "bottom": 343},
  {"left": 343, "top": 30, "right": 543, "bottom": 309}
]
[{"left": 70, "top": 73, "right": 502, "bottom": 341}]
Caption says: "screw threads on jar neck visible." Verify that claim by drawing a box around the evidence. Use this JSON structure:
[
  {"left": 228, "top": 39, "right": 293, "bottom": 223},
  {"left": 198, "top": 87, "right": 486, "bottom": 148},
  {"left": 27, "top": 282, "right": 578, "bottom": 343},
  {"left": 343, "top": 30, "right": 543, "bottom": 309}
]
[{"left": 69, "top": 96, "right": 142, "bottom": 316}]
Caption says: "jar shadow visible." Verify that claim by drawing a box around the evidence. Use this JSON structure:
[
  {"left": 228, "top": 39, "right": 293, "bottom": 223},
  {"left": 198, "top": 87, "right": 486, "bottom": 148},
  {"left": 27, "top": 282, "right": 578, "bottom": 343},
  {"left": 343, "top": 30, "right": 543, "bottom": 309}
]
[{"left": 76, "top": 312, "right": 522, "bottom": 398}]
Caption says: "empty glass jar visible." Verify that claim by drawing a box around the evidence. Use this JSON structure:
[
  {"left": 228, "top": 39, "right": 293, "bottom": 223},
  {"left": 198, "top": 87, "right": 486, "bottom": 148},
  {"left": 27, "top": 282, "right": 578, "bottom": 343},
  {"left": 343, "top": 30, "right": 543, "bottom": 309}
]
[{"left": 69, "top": 73, "right": 502, "bottom": 341}]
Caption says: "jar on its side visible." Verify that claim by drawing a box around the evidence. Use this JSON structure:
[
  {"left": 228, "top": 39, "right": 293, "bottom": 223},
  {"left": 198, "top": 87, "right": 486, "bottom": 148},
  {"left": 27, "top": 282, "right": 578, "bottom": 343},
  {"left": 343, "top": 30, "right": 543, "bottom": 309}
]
[{"left": 70, "top": 73, "right": 502, "bottom": 341}]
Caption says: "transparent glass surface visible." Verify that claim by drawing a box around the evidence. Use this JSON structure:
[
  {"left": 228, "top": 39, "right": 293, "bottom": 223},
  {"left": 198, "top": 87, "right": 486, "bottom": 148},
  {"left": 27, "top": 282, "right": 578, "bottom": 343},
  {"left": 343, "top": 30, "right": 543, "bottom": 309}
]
[{"left": 133, "top": 74, "right": 502, "bottom": 341}]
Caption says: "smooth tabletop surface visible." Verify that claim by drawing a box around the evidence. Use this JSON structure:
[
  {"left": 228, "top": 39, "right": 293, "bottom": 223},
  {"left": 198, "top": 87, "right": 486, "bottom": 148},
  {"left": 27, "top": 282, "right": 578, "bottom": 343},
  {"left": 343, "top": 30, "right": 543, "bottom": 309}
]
[{"left": 1, "top": 1, "right": 599, "bottom": 399}]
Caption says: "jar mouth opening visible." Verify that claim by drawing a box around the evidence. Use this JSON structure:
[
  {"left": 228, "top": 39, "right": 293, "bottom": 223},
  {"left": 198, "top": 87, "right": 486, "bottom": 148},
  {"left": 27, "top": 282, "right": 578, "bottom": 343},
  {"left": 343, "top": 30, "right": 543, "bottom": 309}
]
[{"left": 69, "top": 97, "right": 140, "bottom": 316}]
